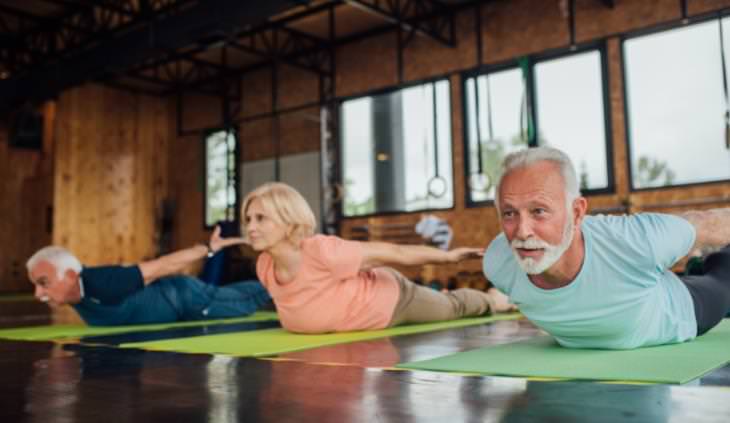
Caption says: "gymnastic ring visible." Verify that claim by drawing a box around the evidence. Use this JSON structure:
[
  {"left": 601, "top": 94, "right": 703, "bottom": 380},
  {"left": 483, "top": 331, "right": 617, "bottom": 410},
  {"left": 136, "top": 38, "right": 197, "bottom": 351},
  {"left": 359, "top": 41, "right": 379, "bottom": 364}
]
[
  {"left": 468, "top": 173, "right": 491, "bottom": 192},
  {"left": 331, "top": 183, "right": 345, "bottom": 203},
  {"left": 427, "top": 175, "right": 448, "bottom": 198}
]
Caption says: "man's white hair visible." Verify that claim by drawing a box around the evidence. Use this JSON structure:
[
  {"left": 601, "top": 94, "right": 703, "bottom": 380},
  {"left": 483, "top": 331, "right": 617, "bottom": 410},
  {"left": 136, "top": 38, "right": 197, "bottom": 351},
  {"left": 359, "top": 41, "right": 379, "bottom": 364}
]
[
  {"left": 26, "top": 246, "right": 82, "bottom": 279},
  {"left": 495, "top": 146, "right": 581, "bottom": 211}
]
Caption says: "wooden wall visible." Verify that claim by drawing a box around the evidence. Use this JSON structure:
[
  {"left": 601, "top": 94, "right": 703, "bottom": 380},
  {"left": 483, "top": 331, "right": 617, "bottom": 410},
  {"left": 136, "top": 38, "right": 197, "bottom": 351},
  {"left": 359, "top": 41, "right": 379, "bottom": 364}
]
[
  {"left": 0, "top": 104, "right": 54, "bottom": 293},
  {"left": 53, "top": 84, "right": 170, "bottom": 264},
  {"left": 50, "top": 84, "right": 170, "bottom": 321}
]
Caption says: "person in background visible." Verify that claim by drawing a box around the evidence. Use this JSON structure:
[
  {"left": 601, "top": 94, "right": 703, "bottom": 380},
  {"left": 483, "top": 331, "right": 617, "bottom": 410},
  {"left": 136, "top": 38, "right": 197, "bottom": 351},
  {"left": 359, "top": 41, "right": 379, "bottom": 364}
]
[{"left": 26, "top": 226, "right": 271, "bottom": 326}]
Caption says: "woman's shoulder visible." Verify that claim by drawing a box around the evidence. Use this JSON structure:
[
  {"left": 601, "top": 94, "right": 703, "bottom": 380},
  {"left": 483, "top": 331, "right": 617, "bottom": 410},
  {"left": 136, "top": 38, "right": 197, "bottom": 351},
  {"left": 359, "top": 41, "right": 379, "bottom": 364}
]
[
  {"left": 301, "top": 234, "right": 342, "bottom": 249},
  {"left": 301, "top": 234, "right": 354, "bottom": 263}
]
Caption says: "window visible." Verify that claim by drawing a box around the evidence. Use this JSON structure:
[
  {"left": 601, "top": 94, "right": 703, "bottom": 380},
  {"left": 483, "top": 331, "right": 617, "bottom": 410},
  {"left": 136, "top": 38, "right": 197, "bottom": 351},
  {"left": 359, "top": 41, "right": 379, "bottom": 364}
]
[
  {"left": 464, "top": 67, "right": 528, "bottom": 202},
  {"left": 204, "top": 129, "right": 238, "bottom": 227},
  {"left": 464, "top": 47, "right": 611, "bottom": 204},
  {"left": 534, "top": 50, "right": 609, "bottom": 191},
  {"left": 624, "top": 19, "right": 730, "bottom": 189},
  {"left": 340, "top": 80, "right": 453, "bottom": 217}
]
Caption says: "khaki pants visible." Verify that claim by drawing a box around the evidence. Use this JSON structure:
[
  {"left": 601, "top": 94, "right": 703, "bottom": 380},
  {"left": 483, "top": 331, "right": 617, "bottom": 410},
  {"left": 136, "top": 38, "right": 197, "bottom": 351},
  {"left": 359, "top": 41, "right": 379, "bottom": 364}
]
[{"left": 386, "top": 268, "right": 495, "bottom": 327}]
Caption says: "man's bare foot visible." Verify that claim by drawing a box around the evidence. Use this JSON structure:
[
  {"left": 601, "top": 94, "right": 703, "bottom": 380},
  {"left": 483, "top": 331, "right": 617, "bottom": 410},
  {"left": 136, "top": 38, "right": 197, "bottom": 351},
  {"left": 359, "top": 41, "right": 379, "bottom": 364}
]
[{"left": 487, "top": 287, "right": 518, "bottom": 313}]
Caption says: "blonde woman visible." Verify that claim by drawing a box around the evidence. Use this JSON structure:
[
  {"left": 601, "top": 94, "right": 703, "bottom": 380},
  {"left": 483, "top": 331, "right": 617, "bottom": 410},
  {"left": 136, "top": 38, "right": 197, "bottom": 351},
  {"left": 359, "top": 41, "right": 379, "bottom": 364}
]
[{"left": 242, "top": 182, "right": 515, "bottom": 334}]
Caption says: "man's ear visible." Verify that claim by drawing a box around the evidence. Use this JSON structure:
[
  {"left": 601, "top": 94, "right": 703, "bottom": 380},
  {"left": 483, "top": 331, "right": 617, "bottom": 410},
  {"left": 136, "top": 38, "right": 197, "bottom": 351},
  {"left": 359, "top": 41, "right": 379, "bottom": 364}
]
[
  {"left": 63, "top": 268, "right": 79, "bottom": 283},
  {"left": 573, "top": 197, "right": 588, "bottom": 226}
]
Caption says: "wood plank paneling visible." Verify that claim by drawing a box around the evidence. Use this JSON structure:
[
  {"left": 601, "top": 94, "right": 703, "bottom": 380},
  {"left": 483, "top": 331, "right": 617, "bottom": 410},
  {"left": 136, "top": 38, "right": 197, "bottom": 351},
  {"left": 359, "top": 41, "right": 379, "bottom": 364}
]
[
  {"left": 0, "top": 103, "right": 53, "bottom": 294},
  {"left": 50, "top": 84, "right": 171, "bottom": 322},
  {"left": 53, "top": 85, "right": 170, "bottom": 265},
  {"left": 0, "top": 139, "right": 41, "bottom": 292}
]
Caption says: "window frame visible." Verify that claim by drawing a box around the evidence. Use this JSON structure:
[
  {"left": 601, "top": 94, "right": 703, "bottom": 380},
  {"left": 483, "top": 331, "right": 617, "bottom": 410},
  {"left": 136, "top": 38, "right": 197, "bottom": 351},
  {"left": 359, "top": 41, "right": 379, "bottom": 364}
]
[
  {"left": 621, "top": 15, "right": 730, "bottom": 192},
  {"left": 461, "top": 41, "right": 615, "bottom": 208},
  {"left": 337, "top": 75, "right": 457, "bottom": 219},
  {"left": 202, "top": 126, "right": 241, "bottom": 230}
]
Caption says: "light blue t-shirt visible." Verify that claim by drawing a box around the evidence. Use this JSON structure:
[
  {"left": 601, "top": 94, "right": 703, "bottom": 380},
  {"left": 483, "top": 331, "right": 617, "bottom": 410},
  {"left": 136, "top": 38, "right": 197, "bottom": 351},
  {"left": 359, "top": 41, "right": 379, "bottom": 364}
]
[{"left": 483, "top": 213, "right": 697, "bottom": 349}]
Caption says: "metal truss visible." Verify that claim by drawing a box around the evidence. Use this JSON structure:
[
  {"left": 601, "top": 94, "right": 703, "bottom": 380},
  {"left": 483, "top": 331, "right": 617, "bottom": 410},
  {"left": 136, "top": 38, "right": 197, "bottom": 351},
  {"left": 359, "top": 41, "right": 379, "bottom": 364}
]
[
  {"left": 345, "top": 0, "right": 455, "bottom": 48},
  {"left": 0, "top": 0, "right": 307, "bottom": 111},
  {"left": 0, "top": 0, "right": 483, "bottom": 113},
  {"left": 129, "top": 13, "right": 335, "bottom": 96},
  {"left": 0, "top": 0, "right": 197, "bottom": 78}
]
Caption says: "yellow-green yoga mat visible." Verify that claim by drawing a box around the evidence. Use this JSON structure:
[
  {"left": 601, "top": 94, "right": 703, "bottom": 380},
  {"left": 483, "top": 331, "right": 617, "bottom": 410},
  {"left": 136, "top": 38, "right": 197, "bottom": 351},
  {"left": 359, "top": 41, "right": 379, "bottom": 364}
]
[
  {"left": 0, "top": 311, "right": 279, "bottom": 341},
  {"left": 120, "top": 313, "right": 523, "bottom": 357},
  {"left": 397, "top": 319, "right": 730, "bottom": 384}
]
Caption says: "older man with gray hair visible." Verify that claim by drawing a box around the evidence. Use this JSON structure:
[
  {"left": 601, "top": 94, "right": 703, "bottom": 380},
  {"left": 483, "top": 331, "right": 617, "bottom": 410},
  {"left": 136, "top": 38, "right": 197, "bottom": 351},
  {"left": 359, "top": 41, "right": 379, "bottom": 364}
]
[
  {"left": 26, "top": 226, "right": 271, "bottom": 326},
  {"left": 482, "top": 146, "right": 730, "bottom": 349}
]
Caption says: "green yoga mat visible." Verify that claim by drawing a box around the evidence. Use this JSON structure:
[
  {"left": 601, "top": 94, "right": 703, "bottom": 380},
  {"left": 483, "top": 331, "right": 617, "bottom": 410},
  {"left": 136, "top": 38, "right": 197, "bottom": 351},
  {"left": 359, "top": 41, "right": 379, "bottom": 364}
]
[
  {"left": 121, "top": 313, "right": 523, "bottom": 357},
  {"left": 0, "top": 311, "right": 279, "bottom": 341},
  {"left": 397, "top": 319, "right": 730, "bottom": 384}
]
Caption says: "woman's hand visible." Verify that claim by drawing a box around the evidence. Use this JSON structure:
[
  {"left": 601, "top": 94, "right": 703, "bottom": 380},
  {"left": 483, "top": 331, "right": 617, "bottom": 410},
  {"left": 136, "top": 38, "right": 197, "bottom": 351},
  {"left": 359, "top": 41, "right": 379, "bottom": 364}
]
[
  {"left": 208, "top": 225, "right": 248, "bottom": 253},
  {"left": 445, "top": 247, "right": 484, "bottom": 263}
]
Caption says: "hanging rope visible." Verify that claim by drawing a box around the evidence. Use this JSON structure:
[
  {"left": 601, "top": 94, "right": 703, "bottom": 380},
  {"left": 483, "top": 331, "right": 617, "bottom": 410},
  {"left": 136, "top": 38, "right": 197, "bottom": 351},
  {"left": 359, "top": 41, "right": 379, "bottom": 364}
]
[
  {"left": 473, "top": 77, "right": 484, "bottom": 174},
  {"left": 518, "top": 56, "right": 536, "bottom": 145},
  {"left": 485, "top": 75, "right": 495, "bottom": 141},
  {"left": 719, "top": 17, "right": 730, "bottom": 149},
  {"left": 469, "top": 76, "right": 490, "bottom": 193},
  {"left": 427, "top": 82, "right": 447, "bottom": 198}
]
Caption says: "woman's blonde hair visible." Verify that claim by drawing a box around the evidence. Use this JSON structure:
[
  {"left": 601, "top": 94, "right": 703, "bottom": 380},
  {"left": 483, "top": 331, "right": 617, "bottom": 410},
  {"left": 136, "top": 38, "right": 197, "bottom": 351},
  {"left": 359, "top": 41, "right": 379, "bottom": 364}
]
[{"left": 241, "top": 182, "right": 316, "bottom": 244}]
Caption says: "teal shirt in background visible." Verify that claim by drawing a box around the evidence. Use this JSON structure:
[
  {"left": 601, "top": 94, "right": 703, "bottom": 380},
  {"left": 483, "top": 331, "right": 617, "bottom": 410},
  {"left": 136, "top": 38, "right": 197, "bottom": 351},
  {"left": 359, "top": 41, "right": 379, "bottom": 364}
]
[{"left": 483, "top": 213, "right": 697, "bottom": 349}]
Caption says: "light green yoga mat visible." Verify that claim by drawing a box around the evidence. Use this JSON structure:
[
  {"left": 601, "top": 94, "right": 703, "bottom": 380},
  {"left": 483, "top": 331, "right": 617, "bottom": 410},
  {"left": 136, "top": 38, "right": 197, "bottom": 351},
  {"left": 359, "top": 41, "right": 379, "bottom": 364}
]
[
  {"left": 121, "top": 313, "right": 523, "bottom": 357},
  {"left": 0, "top": 311, "right": 279, "bottom": 341},
  {"left": 397, "top": 319, "right": 730, "bottom": 384}
]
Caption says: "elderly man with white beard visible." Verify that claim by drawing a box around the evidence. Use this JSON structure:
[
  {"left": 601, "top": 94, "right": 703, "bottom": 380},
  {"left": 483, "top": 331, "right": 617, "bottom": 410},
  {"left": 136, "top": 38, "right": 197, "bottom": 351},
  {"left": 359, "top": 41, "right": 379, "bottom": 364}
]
[{"left": 482, "top": 146, "right": 730, "bottom": 349}]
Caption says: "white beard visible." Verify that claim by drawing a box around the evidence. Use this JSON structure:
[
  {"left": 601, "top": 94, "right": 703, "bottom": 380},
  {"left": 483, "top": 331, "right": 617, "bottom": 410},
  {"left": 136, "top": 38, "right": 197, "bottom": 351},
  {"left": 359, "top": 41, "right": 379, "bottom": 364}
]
[{"left": 510, "top": 214, "right": 575, "bottom": 275}]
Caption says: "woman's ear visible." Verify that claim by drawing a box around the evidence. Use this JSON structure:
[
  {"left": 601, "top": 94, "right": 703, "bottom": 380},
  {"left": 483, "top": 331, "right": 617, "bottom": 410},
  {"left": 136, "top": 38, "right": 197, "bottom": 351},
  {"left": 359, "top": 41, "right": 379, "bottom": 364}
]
[{"left": 286, "top": 224, "right": 299, "bottom": 241}]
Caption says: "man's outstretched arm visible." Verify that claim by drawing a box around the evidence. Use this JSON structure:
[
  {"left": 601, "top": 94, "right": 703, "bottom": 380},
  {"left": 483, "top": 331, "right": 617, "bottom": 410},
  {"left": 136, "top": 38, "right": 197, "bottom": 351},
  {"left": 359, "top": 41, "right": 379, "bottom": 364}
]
[
  {"left": 679, "top": 208, "right": 730, "bottom": 253},
  {"left": 138, "top": 225, "right": 247, "bottom": 285}
]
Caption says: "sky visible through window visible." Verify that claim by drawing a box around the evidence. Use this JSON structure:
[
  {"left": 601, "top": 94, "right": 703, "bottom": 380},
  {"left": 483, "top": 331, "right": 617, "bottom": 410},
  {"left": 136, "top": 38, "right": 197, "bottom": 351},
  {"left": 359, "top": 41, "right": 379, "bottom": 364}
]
[
  {"left": 625, "top": 18, "right": 730, "bottom": 188},
  {"left": 341, "top": 80, "right": 453, "bottom": 216},
  {"left": 465, "top": 49, "right": 608, "bottom": 202},
  {"left": 206, "top": 129, "right": 236, "bottom": 226}
]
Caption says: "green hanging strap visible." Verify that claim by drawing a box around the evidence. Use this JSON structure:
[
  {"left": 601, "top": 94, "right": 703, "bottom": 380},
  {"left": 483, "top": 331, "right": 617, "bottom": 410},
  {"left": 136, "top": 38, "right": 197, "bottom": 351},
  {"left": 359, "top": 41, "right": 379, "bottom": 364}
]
[
  {"left": 518, "top": 56, "right": 536, "bottom": 145},
  {"left": 719, "top": 18, "right": 730, "bottom": 149}
]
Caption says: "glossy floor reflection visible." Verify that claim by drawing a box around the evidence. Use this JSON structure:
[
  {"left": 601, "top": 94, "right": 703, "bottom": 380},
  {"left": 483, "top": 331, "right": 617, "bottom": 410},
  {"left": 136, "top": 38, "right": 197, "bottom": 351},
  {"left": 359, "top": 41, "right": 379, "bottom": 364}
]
[
  {"left": 0, "top": 296, "right": 50, "bottom": 328},
  {"left": 2, "top": 310, "right": 730, "bottom": 422}
]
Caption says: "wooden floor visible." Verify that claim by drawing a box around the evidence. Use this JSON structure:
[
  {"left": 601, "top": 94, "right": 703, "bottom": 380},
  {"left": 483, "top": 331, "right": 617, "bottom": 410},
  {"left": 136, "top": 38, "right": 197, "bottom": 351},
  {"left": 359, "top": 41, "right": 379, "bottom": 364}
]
[{"left": 2, "top": 297, "right": 730, "bottom": 423}]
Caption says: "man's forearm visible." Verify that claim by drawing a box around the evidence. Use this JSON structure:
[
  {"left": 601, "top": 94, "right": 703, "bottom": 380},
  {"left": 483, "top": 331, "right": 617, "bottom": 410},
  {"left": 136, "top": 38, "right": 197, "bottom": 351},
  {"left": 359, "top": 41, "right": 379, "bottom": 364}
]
[
  {"left": 139, "top": 244, "right": 209, "bottom": 284},
  {"left": 680, "top": 208, "right": 730, "bottom": 252},
  {"left": 158, "top": 244, "right": 209, "bottom": 272}
]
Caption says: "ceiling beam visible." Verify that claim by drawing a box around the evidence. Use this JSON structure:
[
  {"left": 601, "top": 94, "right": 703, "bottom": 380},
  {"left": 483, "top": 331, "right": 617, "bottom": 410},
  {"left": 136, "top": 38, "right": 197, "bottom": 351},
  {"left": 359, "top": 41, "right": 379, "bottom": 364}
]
[
  {"left": 0, "top": 0, "right": 309, "bottom": 110},
  {"left": 344, "top": 0, "right": 455, "bottom": 47}
]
